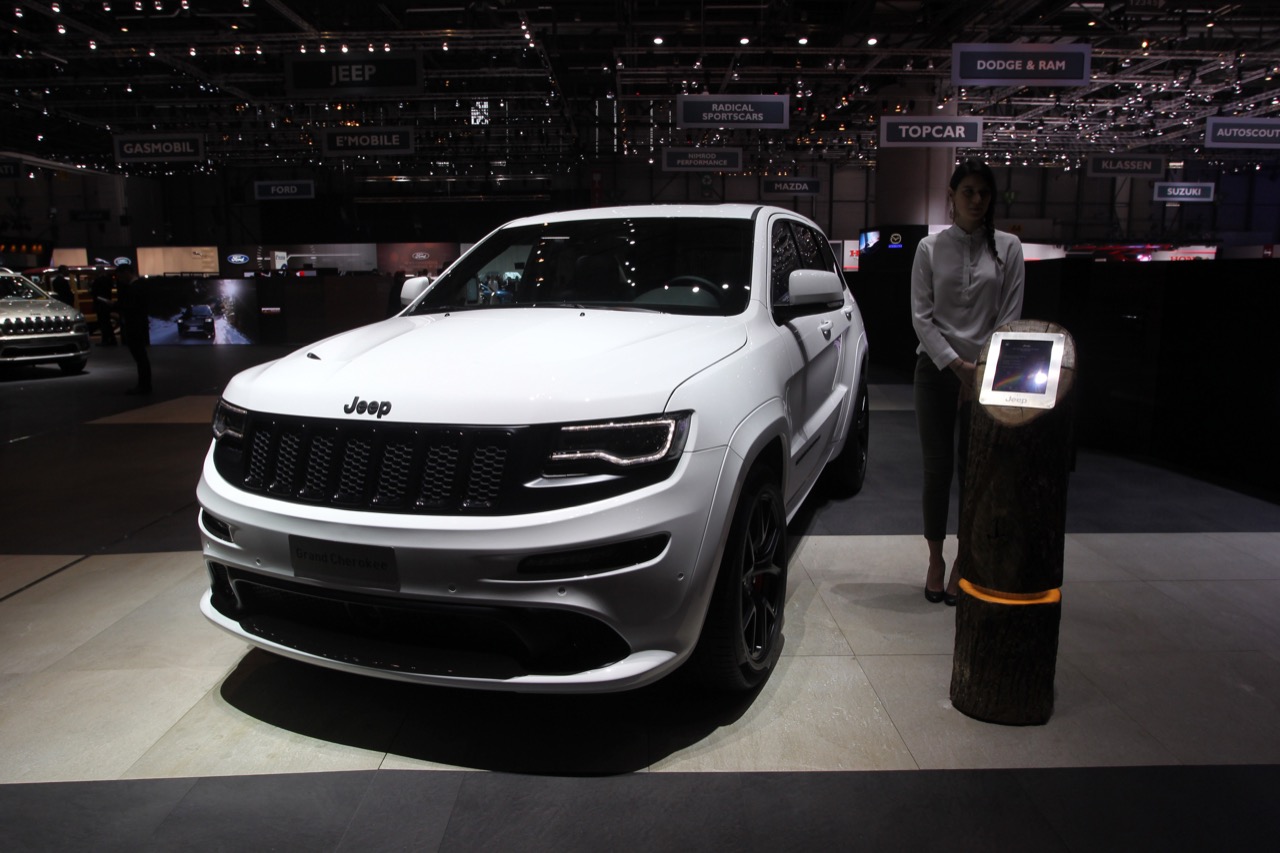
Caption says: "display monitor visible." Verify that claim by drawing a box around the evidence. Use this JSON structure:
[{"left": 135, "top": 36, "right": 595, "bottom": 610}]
[{"left": 978, "top": 331, "right": 1066, "bottom": 409}]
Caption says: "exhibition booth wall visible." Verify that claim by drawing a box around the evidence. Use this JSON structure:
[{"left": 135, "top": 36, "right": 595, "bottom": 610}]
[{"left": 851, "top": 256, "right": 1280, "bottom": 502}]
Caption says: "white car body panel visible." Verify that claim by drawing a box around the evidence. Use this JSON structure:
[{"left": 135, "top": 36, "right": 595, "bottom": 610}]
[{"left": 197, "top": 204, "right": 868, "bottom": 692}]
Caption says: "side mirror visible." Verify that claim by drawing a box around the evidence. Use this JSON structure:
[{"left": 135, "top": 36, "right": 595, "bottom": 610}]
[
  {"left": 399, "top": 275, "right": 431, "bottom": 306},
  {"left": 787, "top": 269, "right": 845, "bottom": 306}
]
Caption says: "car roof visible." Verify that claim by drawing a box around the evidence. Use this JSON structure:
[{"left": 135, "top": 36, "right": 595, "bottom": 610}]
[{"left": 499, "top": 203, "right": 812, "bottom": 229}]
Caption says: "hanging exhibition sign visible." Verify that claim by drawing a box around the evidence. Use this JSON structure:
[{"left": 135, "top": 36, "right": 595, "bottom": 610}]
[
  {"left": 320, "top": 127, "right": 415, "bottom": 156},
  {"left": 676, "top": 95, "right": 790, "bottom": 129},
  {"left": 662, "top": 147, "right": 743, "bottom": 171},
  {"left": 952, "top": 43, "right": 1092, "bottom": 86},
  {"left": 1153, "top": 182, "right": 1215, "bottom": 202},
  {"left": 114, "top": 134, "right": 206, "bottom": 164},
  {"left": 879, "top": 117, "right": 983, "bottom": 148},
  {"left": 1086, "top": 155, "right": 1166, "bottom": 178},
  {"left": 254, "top": 180, "right": 316, "bottom": 200},
  {"left": 762, "top": 177, "right": 820, "bottom": 196},
  {"left": 1204, "top": 117, "right": 1280, "bottom": 149},
  {"left": 286, "top": 55, "right": 422, "bottom": 96}
]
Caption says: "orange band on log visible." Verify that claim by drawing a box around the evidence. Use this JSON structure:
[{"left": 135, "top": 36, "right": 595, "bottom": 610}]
[{"left": 959, "top": 578, "right": 1061, "bottom": 606}]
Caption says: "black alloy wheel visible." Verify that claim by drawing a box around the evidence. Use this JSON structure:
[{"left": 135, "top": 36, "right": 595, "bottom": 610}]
[{"left": 692, "top": 467, "right": 787, "bottom": 690}]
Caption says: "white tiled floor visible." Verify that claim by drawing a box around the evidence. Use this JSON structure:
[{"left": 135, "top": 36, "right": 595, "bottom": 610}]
[{"left": 3, "top": 530, "right": 1278, "bottom": 784}]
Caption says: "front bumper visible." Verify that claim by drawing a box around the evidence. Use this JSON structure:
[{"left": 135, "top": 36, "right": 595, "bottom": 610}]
[
  {"left": 0, "top": 330, "right": 90, "bottom": 365},
  {"left": 197, "top": 442, "right": 734, "bottom": 691}
]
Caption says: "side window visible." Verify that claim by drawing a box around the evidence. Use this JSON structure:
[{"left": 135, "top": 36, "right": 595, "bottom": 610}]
[
  {"left": 792, "top": 223, "right": 827, "bottom": 272},
  {"left": 770, "top": 220, "right": 801, "bottom": 306}
]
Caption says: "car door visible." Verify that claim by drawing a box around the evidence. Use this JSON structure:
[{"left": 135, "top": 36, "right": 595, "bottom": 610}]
[{"left": 769, "top": 215, "right": 854, "bottom": 509}]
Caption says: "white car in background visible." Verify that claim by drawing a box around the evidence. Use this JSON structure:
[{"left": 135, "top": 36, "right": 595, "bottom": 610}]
[
  {"left": 0, "top": 268, "right": 90, "bottom": 374},
  {"left": 197, "top": 204, "right": 869, "bottom": 692}
]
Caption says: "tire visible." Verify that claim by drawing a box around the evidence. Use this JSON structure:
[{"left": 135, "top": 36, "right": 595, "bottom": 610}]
[
  {"left": 691, "top": 466, "right": 787, "bottom": 691},
  {"left": 826, "top": 367, "right": 869, "bottom": 496},
  {"left": 58, "top": 356, "right": 88, "bottom": 375}
]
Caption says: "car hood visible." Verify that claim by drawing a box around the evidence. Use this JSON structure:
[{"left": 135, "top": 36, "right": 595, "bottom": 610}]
[
  {"left": 223, "top": 308, "right": 747, "bottom": 423},
  {"left": 0, "top": 298, "right": 81, "bottom": 322}
]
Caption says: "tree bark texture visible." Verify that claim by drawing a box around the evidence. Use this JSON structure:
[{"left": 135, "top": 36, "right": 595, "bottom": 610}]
[
  {"left": 951, "top": 591, "right": 1061, "bottom": 725},
  {"left": 950, "top": 320, "right": 1075, "bottom": 726}
]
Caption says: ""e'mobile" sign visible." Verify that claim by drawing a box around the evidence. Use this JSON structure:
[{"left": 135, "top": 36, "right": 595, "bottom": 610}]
[
  {"left": 321, "top": 127, "right": 415, "bottom": 157},
  {"left": 880, "top": 117, "right": 983, "bottom": 148},
  {"left": 114, "top": 134, "right": 205, "bottom": 164}
]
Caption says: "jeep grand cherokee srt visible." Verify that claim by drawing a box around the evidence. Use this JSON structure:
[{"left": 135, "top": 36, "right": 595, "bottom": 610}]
[{"left": 197, "top": 204, "right": 869, "bottom": 692}]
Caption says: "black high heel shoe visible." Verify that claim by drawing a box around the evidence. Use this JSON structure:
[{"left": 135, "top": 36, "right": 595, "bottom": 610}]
[{"left": 924, "top": 586, "right": 946, "bottom": 603}]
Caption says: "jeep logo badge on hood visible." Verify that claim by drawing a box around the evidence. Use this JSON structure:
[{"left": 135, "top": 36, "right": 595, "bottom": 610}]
[{"left": 344, "top": 396, "right": 392, "bottom": 418}]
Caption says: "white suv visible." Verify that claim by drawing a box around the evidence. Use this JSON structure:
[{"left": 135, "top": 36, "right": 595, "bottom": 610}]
[{"left": 198, "top": 204, "right": 868, "bottom": 692}]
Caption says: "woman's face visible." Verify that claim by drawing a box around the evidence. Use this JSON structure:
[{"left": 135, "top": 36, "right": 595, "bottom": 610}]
[{"left": 949, "top": 174, "right": 993, "bottom": 232}]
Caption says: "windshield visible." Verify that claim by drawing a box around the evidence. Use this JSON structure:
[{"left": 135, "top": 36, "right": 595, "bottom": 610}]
[
  {"left": 409, "top": 216, "right": 755, "bottom": 316},
  {"left": 0, "top": 275, "right": 50, "bottom": 300}
]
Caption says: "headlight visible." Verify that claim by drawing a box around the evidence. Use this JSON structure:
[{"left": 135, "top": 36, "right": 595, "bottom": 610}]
[
  {"left": 212, "top": 399, "right": 248, "bottom": 441},
  {"left": 546, "top": 411, "right": 691, "bottom": 475}
]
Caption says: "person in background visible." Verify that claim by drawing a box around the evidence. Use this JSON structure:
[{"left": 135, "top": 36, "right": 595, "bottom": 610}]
[
  {"left": 91, "top": 269, "right": 118, "bottom": 346},
  {"left": 911, "top": 159, "right": 1025, "bottom": 606},
  {"left": 50, "top": 265, "right": 75, "bottom": 306},
  {"left": 113, "top": 262, "right": 152, "bottom": 395}
]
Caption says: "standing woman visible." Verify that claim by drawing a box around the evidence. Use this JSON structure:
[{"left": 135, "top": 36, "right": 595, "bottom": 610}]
[{"left": 911, "top": 159, "right": 1025, "bottom": 605}]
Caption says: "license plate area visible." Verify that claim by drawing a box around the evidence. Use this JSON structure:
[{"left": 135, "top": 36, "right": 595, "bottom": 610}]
[{"left": 289, "top": 535, "right": 399, "bottom": 591}]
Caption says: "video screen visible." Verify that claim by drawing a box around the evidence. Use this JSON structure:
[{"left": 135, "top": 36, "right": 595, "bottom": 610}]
[{"left": 990, "top": 339, "right": 1054, "bottom": 395}]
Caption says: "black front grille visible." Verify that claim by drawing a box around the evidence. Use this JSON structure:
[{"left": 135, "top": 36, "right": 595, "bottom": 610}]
[
  {"left": 216, "top": 414, "right": 531, "bottom": 514},
  {"left": 207, "top": 563, "right": 631, "bottom": 679}
]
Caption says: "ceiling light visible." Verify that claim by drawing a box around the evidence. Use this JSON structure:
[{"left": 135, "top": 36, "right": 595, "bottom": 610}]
[
  {"left": 866, "top": 37, "right": 878, "bottom": 46},
  {"left": 739, "top": 37, "right": 750, "bottom": 45},
  {"left": 798, "top": 37, "right": 808, "bottom": 45},
  {"left": 653, "top": 36, "right": 663, "bottom": 45}
]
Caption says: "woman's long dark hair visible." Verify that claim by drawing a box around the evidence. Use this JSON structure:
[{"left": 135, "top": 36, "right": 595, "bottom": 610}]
[{"left": 949, "top": 159, "right": 1002, "bottom": 265}]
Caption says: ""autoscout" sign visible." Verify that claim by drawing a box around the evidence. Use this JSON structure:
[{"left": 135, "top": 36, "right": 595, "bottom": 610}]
[
  {"left": 1153, "top": 182, "right": 1215, "bottom": 202},
  {"left": 879, "top": 117, "right": 983, "bottom": 148},
  {"left": 1205, "top": 117, "right": 1280, "bottom": 149}
]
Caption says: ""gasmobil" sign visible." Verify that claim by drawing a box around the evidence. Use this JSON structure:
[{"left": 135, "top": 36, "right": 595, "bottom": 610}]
[
  {"left": 1153, "top": 182, "right": 1215, "bottom": 202},
  {"left": 676, "top": 95, "right": 790, "bottom": 129},
  {"left": 114, "top": 134, "right": 205, "bottom": 164},
  {"left": 880, "top": 117, "right": 983, "bottom": 148},
  {"left": 321, "top": 127, "right": 414, "bottom": 157},
  {"left": 953, "top": 43, "right": 1091, "bottom": 86},
  {"left": 1205, "top": 117, "right": 1280, "bottom": 149},
  {"left": 254, "top": 180, "right": 316, "bottom": 200}
]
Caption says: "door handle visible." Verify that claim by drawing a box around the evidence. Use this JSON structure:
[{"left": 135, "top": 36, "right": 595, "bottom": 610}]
[{"left": 819, "top": 320, "right": 833, "bottom": 340}]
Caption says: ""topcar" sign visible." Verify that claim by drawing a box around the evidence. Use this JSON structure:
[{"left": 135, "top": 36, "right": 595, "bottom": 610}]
[{"left": 879, "top": 118, "right": 983, "bottom": 148}]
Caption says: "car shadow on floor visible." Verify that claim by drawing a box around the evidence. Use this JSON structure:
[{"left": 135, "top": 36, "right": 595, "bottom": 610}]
[{"left": 219, "top": 649, "right": 767, "bottom": 775}]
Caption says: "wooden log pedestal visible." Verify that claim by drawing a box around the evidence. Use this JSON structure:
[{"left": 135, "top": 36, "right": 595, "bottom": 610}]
[{"left": 949, "top": 319, "right": 1076, "bottom": 726}]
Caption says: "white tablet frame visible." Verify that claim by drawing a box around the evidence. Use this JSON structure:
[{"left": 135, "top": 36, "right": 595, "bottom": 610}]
[{"left": 978, "top": 331, "right": 1066, "bottom": 409}]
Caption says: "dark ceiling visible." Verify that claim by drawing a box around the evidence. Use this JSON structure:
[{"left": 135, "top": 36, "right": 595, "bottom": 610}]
[{"left": 3, "top": 1, "right": 1279, "bottom": 177}]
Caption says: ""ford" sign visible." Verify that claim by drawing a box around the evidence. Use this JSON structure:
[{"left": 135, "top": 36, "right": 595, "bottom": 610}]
[{"left": 227, "top": 254, "right": 251, "bottom": 265}]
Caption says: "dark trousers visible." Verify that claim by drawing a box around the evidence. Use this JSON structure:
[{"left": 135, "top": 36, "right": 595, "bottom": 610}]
[
  {"left": 913, "top": 353, "right": 971, "bottom": 542},
  {"left": 126, "top": 338, "right": 151, "bottom": 391}
]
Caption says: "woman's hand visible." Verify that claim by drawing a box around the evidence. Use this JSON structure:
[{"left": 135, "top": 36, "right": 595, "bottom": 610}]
[{"left": 950, "top": 358, "right": 977, "bottom": 401}]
